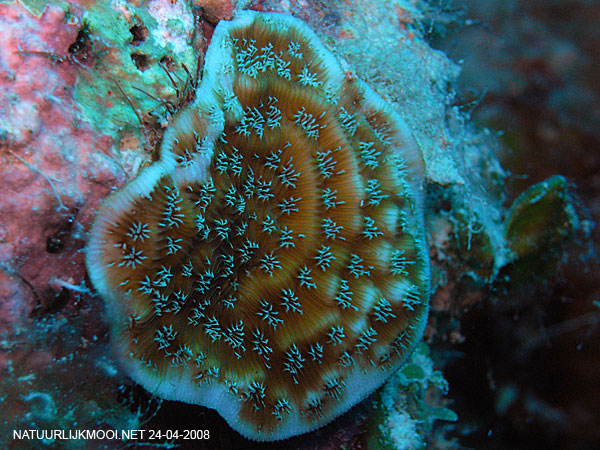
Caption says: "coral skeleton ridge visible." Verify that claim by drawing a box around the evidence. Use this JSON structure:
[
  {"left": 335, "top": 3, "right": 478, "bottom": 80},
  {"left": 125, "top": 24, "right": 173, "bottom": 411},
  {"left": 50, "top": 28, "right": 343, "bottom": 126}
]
[{"left": 86, "top": 10, "right": 430, "bottom": 441}]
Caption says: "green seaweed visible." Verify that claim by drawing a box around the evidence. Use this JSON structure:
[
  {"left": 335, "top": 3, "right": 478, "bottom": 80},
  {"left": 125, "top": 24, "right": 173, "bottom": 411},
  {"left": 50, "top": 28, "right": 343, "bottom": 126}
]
[
  {"left": 365, "top": 344, "right": 457, "bottom": 450},
  {"left": 502, "top": 175, "right": 579, "bottom": 282}
]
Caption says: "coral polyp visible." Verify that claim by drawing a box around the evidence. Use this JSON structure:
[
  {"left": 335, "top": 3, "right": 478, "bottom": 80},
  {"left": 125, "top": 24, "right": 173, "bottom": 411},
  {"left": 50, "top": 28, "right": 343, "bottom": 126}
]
[{"left": 86, "top": 10, "right": 430, "bottom": 441}]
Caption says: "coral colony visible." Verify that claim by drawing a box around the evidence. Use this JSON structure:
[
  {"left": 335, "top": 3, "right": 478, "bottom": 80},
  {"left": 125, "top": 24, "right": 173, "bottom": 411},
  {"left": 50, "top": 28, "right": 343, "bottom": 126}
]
[{"left": 86, "top": 10, "right": 430, "bottom": 441}]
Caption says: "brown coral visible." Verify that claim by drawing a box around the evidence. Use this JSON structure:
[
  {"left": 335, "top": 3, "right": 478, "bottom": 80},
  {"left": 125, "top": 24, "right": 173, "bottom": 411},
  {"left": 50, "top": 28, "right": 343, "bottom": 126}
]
[{"left": 86, "top": 11, "right": 430, "bottom": 440}]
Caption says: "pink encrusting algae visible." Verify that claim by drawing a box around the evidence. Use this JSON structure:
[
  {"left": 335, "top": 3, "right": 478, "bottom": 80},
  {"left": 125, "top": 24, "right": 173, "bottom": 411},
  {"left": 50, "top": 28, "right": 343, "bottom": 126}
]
[{"left": 0, "top": 3, "right": 122, "bottom": 334}]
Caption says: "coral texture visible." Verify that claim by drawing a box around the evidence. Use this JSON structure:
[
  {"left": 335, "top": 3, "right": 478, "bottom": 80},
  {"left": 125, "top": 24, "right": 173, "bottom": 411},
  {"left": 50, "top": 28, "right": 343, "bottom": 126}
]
[{"left": 86, "top": 10, "right": 430, "bottom": 440}]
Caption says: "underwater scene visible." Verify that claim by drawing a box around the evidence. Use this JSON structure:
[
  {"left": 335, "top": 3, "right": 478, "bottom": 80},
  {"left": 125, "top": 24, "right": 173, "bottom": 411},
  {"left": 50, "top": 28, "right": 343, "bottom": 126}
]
[{"left": 0, "top": 0, "right": 598, "bottom": 449}]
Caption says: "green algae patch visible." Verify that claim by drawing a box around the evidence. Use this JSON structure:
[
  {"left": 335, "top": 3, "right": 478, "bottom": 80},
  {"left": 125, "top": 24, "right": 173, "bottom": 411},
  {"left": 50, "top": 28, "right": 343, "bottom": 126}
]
[
  {"left": 400, "top": 363, "right": 426, "bottom": 381},
  {"left": 505, "top": 175, "right": 578, "bottom": 259},
  {"left": 502, "top": 175, "right": 580, "bottom": 282},
  {"left": 71, "top": 0, "right": 200, "bottom": 145},
  {"left": 365, "top": 344, "right": 457, "bottom": 450}
]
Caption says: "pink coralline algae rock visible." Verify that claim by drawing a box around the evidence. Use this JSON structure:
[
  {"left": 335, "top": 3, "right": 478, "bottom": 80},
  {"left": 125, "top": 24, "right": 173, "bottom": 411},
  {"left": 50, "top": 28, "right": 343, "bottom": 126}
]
[
  {"left": 193, "top": 0, "right": 235, "bottom": 23},
  {"left": 0, "top": 3, "right": 123, "bottom": 337},
  {"left": 0, "top": 270, "right": 31, "bottom": 335}
]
